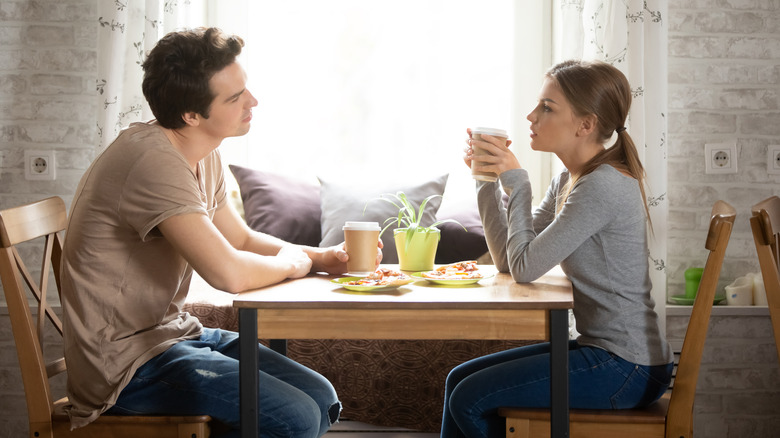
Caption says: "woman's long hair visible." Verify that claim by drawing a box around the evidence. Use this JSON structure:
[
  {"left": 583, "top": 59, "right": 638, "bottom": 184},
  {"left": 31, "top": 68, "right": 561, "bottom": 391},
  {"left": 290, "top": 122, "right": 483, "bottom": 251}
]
[{"left": 549, "top": 60, "right": 651, "bottom": 225}]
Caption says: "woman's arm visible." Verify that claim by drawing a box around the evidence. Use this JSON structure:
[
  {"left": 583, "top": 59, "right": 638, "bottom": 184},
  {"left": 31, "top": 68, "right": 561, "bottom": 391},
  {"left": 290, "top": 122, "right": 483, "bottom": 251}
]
[
  {"left": 477, "top": 180, "right": 511, "bottom": 272},
  {"left": 504, "top": 167, "right": 618, "bottom": 282}
]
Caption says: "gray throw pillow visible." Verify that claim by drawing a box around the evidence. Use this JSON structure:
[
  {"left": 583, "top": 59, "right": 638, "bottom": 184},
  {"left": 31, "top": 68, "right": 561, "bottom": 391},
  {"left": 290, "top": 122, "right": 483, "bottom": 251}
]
[{"left": 318, "top": 174, "right": 448, "bottom": 264}]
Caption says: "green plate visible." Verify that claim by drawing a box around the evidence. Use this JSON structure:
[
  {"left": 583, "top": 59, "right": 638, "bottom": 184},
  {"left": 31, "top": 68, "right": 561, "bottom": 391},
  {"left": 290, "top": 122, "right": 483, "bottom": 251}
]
[
  {"left": 411, "top": 271, "right": 493, "bottom": 285},
  {"left": 331, "top": 276, "right": 413, "bottom": 292},
  {"left": 669, "top": 294, "right": 726, "bottom": 305}
]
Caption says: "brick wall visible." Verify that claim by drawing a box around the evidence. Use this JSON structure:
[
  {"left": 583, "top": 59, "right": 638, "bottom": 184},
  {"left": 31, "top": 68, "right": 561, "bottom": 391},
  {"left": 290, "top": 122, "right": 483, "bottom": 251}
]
[
  {"left": 666, "top": 0, "right": 780, "bottom": 295},
  {"left": 667, "top": 307, "right": 780, "bottom": 437},
  {"left": 0, "top": 0, "right": 96, "bottom": 218}
]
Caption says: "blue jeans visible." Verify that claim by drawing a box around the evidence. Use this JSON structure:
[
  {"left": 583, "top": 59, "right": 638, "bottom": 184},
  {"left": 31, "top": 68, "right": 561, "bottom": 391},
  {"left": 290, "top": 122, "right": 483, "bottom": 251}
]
[
  {"left": 441, "top": 341, "right": 673, "bottom": 438},
  {"left": 106, "top": 328, "right": 340, "bottom": 438}
]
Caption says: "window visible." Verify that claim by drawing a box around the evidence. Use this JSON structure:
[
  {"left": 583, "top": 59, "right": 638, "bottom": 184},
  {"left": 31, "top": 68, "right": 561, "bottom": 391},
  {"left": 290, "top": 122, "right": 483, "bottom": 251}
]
[{"left": 209, "top": 1, "right": 552, "bottom": 199}]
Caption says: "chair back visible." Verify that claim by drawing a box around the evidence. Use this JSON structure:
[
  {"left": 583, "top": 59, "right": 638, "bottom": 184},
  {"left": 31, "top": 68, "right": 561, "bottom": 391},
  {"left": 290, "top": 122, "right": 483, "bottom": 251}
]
[
  {"left": 666, "top": 200, "right": 735, "bottom": 438},
  {"left": 750, "top": 196, "right": 780, "bottom": 365},
  {"left": 0, "top": 196, "right": 68, "bottom": 429}
]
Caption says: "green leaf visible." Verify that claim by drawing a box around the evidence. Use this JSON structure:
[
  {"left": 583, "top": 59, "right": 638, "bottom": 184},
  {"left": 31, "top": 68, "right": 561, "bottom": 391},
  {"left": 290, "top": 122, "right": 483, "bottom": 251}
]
[{"left": 366, "top": 191, "right": 457, "bottom": 238}]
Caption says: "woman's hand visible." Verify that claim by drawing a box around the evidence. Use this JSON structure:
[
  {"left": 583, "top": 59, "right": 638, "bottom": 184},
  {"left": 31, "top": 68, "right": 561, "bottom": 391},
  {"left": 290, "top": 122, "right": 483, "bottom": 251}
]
[{"left": 464, "top": 128, "right": 519, "bottom": 177}]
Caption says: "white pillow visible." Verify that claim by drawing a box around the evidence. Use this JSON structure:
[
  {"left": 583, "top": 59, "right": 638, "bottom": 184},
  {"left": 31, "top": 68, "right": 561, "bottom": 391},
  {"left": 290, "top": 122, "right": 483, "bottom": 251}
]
[{"left": 318, "top": 174, "right": 449, "bottom": 264}]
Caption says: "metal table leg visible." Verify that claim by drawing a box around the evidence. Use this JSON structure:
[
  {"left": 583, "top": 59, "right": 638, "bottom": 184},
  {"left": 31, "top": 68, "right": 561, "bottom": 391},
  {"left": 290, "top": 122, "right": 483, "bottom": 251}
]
[
  {"left": 550, "top": 309, "right": 570, "bottom": 438},
  {"left": 269, "top": 339, "right": 287, "bottom": 356},
  {"left": 239, "top": 308, "right": 259, "bottom": 438}
]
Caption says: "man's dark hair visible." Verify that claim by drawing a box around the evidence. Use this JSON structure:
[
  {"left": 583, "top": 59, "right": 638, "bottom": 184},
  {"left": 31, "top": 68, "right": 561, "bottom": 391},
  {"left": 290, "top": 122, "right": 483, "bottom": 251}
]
[{"left": 142, "top": 27, "right": 245, "bottom": 129}]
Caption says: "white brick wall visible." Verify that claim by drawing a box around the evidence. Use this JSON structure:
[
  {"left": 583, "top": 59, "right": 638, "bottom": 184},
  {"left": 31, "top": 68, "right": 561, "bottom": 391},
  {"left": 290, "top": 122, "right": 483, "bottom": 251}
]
[
  {"left": 668, "top": 307, "right": 780, "bottom": 438},
  {"left": 667, "top": 1, "right": 780, "bottom": 295},
  {"left": 0, "top": 0, "right": 96, "bottom": 216}
]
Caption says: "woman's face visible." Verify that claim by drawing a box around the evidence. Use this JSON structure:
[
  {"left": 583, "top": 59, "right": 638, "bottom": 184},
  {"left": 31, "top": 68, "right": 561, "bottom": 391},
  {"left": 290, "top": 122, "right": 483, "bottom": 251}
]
[{"left": 526, "top": 77, "right": 582, "bottom": 155}]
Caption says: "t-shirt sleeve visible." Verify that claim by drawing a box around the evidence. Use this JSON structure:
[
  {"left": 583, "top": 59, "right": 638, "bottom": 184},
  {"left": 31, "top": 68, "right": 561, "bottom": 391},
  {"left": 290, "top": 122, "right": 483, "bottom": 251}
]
[
  {"left": 208, "top": 150, "right": 228, "bottom": 212},
  {"left": 120, "top": 149, "right": 206, "bottom": 241}
]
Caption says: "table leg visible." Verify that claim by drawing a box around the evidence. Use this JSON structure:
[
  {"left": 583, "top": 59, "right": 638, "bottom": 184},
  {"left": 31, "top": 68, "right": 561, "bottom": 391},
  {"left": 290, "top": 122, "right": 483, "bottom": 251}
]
[
  {"left": 550, "top": 309, "right": 570, "bottom": 438},
  {"left": 269, "top": 339, "right": 288, "bottom": 356},
  {"left": 239, "top": 308, "right": 259, "bottom": 438}
]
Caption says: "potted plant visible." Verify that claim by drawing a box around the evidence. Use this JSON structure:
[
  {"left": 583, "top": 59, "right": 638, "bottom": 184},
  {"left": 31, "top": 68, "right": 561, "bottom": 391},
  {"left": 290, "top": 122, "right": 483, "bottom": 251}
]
[{"left": 372, "top": 192, "right": 465, "bottom": 271}]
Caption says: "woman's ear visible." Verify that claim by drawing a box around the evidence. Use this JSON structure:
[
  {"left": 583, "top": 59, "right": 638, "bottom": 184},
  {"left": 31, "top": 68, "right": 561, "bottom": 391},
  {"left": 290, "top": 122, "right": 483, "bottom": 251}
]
[{"left": 576, "top": 115, "right": 598, "bottom": 137}]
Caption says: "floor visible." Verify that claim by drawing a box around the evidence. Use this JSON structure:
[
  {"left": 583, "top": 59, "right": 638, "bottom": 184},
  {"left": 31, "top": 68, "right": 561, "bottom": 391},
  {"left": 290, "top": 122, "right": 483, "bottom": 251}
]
[{"left": 325, "top": 420, "right": 438, "bottom": 437}]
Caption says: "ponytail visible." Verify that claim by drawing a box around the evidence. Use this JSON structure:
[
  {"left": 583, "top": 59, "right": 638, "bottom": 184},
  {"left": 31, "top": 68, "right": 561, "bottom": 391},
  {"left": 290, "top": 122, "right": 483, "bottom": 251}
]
[{"left": 557, "top": 129, "right": 653, "bottom": 230}]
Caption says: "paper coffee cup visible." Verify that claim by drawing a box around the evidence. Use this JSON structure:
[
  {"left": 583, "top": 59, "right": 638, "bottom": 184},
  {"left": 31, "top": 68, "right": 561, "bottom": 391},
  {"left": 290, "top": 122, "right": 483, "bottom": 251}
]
[
  {"left": 343, "top": 221, "right": 380, "bottom": 276},
  {"left": 471, "top": 127, "right": 508, "bottom": 182}
]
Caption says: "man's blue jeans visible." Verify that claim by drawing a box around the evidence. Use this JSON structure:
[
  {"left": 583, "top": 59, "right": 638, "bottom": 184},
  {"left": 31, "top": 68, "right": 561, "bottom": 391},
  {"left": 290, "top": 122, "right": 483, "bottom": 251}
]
[
  {"left": 441, "top": 341, "right": 673, "bottom": 438},
  {"left": 106, "top": 328, "right": 340, "bottom": 438}
]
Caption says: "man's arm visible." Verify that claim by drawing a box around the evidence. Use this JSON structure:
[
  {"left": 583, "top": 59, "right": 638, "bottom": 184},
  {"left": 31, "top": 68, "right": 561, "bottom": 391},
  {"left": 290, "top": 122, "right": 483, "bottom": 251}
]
[
  {"left": 210, "top": 201, "right": 355, "bottom": 275},
  {"left": 157, "top": 202, "right": 312, "bottom": 293}
]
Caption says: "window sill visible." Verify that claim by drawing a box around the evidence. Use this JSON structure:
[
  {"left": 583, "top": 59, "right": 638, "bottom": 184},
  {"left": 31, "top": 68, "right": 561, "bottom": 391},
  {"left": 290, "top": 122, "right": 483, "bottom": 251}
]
[{"left": 666, "top": 304, "right": 770, "bottom": 316}]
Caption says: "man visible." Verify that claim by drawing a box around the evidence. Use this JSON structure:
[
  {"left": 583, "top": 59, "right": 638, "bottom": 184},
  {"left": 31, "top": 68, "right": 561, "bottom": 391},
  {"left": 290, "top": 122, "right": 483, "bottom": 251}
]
[{"left": 61, "top": 27, "right": 366, "bottom": 438}]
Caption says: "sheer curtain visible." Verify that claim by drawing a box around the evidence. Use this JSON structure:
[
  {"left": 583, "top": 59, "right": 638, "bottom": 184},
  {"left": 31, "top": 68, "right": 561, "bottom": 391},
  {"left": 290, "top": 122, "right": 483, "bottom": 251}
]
[
  {"left": 96, "top": 1, "right": 207, "bottom": 148},
  {"left": 555, "top": 0, "right": 669, "bottom": 322}
]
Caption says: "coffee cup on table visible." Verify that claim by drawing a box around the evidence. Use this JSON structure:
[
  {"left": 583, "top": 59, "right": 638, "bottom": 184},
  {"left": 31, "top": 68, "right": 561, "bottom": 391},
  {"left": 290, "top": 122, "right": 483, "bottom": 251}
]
[
  {"left": 343, "top": 221, "right": 380, "bottom": 276},
  {"left": 470, "top": 127, "right": 508, "bottom": 182}
]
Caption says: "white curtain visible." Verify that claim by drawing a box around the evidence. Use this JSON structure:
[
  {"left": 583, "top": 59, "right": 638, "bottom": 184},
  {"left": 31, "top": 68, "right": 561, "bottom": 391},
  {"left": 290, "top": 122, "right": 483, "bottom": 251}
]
[
  {"left": 96, "top": 0, "right": 206, "bottom": 148},
  {"left": 557, "top": 0, "right": 669, "bottom": 318}
]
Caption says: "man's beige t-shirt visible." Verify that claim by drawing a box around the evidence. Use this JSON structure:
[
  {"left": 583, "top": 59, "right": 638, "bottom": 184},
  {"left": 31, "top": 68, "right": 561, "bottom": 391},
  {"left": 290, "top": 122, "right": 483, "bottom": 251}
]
[{"left": 60, "top": 121, "right": 227, "bottom": 428}]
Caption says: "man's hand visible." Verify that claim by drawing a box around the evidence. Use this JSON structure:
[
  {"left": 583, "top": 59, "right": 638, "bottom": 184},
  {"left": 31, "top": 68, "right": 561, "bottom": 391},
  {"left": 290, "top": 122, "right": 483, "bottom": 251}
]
[
  {"left": 306, "top": 240, "right": 383, "bottom": 275},
  {"left": 277, "top": 245, "right": 313, "bottom": 279}
]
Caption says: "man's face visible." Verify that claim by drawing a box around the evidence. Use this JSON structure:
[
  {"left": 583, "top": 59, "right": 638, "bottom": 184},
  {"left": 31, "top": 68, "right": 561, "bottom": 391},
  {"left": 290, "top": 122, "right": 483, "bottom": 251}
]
[{"left": 198, "top": 61, "right": 258, "bottom": 140}]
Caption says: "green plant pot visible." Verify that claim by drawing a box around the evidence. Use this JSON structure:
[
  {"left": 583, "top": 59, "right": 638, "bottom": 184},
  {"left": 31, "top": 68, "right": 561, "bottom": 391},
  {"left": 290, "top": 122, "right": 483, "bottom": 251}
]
[{"left": 394, "top": 228, "right": 440, "bottom": 271}]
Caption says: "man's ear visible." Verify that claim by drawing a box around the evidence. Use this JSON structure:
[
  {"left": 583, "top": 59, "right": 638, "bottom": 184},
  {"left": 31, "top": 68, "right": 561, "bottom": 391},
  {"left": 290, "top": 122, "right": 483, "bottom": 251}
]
[
  {"left": 181, "top": 111, "right": 200, "bottom": 127},
  {"left": 576, "top": 114, "right": 598, "bottom": 137}
]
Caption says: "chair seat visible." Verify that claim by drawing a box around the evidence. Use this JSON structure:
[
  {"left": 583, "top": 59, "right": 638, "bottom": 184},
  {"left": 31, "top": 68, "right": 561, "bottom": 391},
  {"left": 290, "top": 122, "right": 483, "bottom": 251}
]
[
  {"left": 498, "top": 392, "right": 669, "bottom": 424},
  {"left": 50, "top": 397, "right": 212, "bottom": 437}
]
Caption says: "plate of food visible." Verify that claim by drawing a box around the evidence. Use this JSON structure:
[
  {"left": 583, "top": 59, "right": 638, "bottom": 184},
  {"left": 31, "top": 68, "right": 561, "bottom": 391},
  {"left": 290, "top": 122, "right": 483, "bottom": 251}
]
[
  {"left": 412, "top": 261, "right": 493, "bottom": 285},
  {"left": 332, "top": 267, "right": 413, "bottom": 292}
]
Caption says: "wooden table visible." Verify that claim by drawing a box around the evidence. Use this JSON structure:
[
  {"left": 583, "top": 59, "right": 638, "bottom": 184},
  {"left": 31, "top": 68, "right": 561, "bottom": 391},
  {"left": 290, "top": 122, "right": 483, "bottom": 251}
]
[{"left": 233, "top": 265, "right": 573, "bottom": 438}]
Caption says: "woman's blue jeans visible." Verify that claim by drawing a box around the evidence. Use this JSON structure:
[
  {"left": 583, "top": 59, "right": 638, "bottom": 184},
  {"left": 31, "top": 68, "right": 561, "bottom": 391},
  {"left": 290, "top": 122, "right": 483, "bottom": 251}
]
[
  {"left": 441, "top": 341, "right": 673, "bottom": 438},
  {"left": 106, "top": 328, "right": 340, "bottom": 438}
]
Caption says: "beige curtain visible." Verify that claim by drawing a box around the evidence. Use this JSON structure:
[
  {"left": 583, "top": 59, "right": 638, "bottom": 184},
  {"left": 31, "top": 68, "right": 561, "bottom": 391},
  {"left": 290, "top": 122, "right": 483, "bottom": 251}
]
[{"left": 96, "top": 0, "right": 206, "bottom": 148}]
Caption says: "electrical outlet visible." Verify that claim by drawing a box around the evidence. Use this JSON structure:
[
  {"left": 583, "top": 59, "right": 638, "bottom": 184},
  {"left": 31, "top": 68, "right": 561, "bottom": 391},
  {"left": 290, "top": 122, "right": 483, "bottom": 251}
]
[
  {"left": 768, "top": 145, "right": 780, "bottom": 175},
  {"left": 24, "top": 150, "right": 56, "bottom": 181},
  {"left": 704, "top": 143, "right": 737, "bottom": 174}
]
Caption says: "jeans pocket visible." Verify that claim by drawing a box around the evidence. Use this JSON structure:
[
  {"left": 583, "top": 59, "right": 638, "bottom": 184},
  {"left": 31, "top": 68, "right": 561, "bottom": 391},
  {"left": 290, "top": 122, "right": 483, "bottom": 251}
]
[{"left": 609, "top": 364, "right": 670, "bottom": 409}]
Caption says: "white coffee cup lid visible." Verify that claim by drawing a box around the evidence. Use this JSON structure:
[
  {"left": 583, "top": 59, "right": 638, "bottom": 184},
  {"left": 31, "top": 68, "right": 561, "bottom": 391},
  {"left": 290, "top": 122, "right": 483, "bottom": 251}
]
[
  {"left": 472, "top": 127, "right": 508, "bottom": 138},
  {"left": 343, "top": 221, "right": 381, "bottom": 231}
]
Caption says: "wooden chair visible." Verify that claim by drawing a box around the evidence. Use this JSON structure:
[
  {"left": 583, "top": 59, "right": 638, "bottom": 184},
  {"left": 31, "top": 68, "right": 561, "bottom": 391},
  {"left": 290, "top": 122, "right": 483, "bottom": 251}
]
[
  {"left": 0, "top": 197, "right": 212, "bottom": 438},
  {"left": 498, "top": 200, "right": 736, "bottom": 438},
  {"left": 750, "top": 195, "right": 780, "bottom": 366}
]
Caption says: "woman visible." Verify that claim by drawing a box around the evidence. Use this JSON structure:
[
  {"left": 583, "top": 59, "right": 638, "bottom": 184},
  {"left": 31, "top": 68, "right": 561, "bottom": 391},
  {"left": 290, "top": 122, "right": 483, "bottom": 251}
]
[{"left": 441, "top": 60, "right": 674, "bottom": 438}]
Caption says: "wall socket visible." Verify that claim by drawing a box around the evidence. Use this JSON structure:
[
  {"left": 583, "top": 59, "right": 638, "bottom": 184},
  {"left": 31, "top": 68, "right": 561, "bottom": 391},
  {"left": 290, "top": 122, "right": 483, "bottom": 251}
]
[
  {"left": 24, "top": 150, "right": 56, "bottom": 181},
  {"left": 704, "top": 142, "right": 737, "bottom": 174},
  {"left": 768, "top": 145, "right": 780, "bottom": 175}
]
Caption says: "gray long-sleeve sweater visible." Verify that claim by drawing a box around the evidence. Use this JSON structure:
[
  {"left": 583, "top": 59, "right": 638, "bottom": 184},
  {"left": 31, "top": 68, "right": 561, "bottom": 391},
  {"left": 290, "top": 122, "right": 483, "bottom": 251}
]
[{"left": 478, "top": 165, "right": 673, "bottom": 366}]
